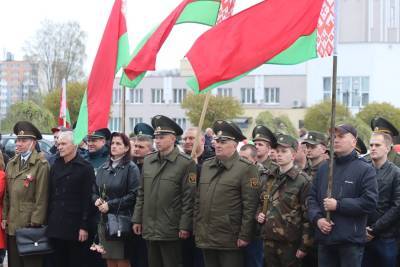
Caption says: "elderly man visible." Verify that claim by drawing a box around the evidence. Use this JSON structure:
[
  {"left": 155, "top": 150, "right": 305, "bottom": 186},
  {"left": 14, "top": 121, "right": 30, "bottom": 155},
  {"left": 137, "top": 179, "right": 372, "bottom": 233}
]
[
  {"left": 308, "top": 124, "right": 378, "bottom": 267},
  {"left": 132, "top": 115, "right": 197, "bottom": 267},
  {"left": 46, "top": 131, "right": 95, "bottom": 267},
  {"left": 195, "top": 120, "right": 259, "bottom": 267},
  {"left": 2, "top": 121, "right": 49, "bottom": 267}
]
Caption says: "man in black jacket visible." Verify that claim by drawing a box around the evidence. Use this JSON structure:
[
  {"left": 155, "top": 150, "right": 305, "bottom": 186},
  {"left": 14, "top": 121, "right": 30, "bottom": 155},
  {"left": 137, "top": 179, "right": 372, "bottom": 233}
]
[
  {"left": 308, "top": 124, "right": 378, "bottom": 267},
  {"left": 362, "top": 131, "right": 400, "bottom": 267},
  {"left": 47, "top": 130, "right": 95, "bottom": 267}
]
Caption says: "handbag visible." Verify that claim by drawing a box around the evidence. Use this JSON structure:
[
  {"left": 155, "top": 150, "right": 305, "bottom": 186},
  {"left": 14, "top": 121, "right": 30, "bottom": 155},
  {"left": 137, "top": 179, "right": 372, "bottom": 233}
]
[
  {"left": 15, "top": 225, "right": 54, "bottom": 256},
  {"left": 105, "top": 199, "right": 133, "bottom": 240}
]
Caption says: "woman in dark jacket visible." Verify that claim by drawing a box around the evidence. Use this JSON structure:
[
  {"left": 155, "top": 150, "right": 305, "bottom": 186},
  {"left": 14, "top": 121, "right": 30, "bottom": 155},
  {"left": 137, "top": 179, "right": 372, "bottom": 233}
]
[
  {"left": 93, "top": 132, "right": 140, "bottom": 267},
  {"left": 47, "top": 130, "right": 95, "bottom": 267}
]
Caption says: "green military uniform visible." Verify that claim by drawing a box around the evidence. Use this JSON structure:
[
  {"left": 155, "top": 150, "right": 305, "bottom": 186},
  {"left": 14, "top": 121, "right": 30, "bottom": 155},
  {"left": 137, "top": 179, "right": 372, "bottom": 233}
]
[
  {"left": 259, "top": 134, "right": 312, "bottom": 267},
  {"left": 301, "top": 131, "right": 328, "bottom": 178},
  {"left": 195, "top": 120, "right": 260, "bottom": 267},
  {"left": 132, "top": 115, "right": 196, "bottom": 267},
  {"left": 252, "top": 125, "right": 279, "bottom": 173},
  {"left": 3, "top": 121, "right": 49, "bottom": 267}
]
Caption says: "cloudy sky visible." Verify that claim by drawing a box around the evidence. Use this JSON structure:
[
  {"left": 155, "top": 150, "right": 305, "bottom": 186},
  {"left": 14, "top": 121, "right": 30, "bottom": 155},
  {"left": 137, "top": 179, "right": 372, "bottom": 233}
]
[{"left": 0, "top": 0, "right": 261, "bottom": 74}]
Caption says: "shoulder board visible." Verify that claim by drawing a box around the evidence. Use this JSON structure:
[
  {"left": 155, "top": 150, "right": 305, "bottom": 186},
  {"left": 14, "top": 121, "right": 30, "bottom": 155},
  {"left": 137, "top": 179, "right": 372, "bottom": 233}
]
[
  {"left": 38, "top": 152, "right": 48, "bottom": 163},
  {"left": 144, "top": 151, "right": 157, "bottom": 158},
  {"left": 204, "top": 156, "right": 215, "bottom": 162},
  {"left": 239, "top": 157, "right": 253, "bottom": 165},
  {"left": 178, "top": 152, "right": 192, "bottom": 160}
]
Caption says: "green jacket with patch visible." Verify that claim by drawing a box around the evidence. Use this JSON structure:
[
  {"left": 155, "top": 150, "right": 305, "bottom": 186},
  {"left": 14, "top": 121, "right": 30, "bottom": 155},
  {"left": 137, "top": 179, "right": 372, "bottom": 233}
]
[
  {"left": 195, "top": 152, "right": 260, "bottom": 249},
  {"left": 132, "top": 146, "right": 196, "bottom": 241},
  {"left": 3, "top": 150, "right": 50, "bottom": 235}
]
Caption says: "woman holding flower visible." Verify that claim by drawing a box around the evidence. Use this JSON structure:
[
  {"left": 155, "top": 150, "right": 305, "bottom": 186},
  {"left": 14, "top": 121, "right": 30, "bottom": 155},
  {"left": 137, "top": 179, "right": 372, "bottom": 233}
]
[{"left": 93, "top": 132, "right": 140, "bottom": 267}]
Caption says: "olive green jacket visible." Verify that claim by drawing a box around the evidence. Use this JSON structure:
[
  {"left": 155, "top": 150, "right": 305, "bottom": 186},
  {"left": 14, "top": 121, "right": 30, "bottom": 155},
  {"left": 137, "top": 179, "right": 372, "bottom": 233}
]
[
  {"left": 132, "top": 147, "right": 197, "bottom": 241},
  {"left": 259, "top": 165, "right": 312, "bottom": 252},
  {"left": 195, "top": 152, "right": 260, "bottom": 249},
  {"left": 3, "top": 150, "right": 50, "bottom": 235}
]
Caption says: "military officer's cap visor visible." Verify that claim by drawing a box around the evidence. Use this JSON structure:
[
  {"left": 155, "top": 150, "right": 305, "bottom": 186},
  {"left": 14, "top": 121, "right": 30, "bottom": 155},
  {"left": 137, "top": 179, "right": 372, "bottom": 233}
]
[
  {"left": 13, "top": 121, "right": 42, "bottom": 140},
  {"left": 152, "top": 115, "right": 183, "bottom": 136},
  {"left": 213, "top": 120, "right": 246, "bottom": 142},
  {"left": 371, "top": 117, "right": 399, "bottom": 136},
  {"left": 252, "top": 125, "right": 277, "bottom": 146},
  {"left": 87, "top": 128, "right": 112, "bottom": 141}
]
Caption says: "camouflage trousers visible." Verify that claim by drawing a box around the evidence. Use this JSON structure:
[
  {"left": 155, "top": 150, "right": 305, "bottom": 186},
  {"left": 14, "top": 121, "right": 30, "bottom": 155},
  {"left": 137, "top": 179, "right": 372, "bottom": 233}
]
[{"left": 264, "top": 240, "right": 301, "bottom": 267}]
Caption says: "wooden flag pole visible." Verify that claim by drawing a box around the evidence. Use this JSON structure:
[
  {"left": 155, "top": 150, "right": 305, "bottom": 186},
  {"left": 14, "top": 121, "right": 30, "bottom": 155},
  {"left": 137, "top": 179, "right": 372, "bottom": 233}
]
[
  {"left": 326, "top": 0, "right": 339, "bottom": 221},
  {"left": 122, "top": 86, "right": 126, "bottom": 133},
  {"left": 191, "top": 92, "right": 211, "bottom": 159}
]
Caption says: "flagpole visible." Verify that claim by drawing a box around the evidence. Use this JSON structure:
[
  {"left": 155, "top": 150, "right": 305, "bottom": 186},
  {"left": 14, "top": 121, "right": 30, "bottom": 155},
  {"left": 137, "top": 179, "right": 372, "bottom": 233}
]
[
  {"left": 327, "top": 0, "right": 339, "bottom": 221},
  {"left": 190, "top": 1, "right": 236, "bottom": 159},
  {"left": 122, "top": 86, "right": 126, "bottom": 133},
  {"left": 62, "top": 79, "right": 67, "bottom": 128}
]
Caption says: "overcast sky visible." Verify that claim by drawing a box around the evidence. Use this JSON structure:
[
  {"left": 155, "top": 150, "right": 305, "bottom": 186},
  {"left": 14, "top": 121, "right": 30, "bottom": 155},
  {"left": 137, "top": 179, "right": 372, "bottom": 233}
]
[{"left": 0, "top": 0, "right": 261, "bottom": 75}]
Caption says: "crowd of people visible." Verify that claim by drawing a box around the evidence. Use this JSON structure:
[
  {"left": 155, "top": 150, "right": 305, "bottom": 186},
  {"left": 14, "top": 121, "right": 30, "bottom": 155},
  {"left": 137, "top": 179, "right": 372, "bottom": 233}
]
[{"left": 0, "top": 114, "right": 399, "bottom": 267}]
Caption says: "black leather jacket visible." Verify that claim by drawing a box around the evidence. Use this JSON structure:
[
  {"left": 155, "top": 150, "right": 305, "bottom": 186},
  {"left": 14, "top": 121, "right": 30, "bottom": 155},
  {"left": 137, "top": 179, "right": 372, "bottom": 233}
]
[
  {"left": 92, "top": 159, "right": 140, "bottom": 216},
  {"left": 368, "top": 161, "right": 400, "bottom": 238}
]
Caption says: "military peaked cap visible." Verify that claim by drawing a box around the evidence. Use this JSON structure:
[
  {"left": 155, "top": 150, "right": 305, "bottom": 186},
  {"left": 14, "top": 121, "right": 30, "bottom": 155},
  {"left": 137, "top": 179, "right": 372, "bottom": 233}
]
[
  {"left": 13, "top": 121, "right": 42, "bottom": 140},
  {"left": 371, "top": 117, "right": 399, "bottom": 136},
  {"left": 213, "top": 120, "right": 246, "bottom": 142},
  {"left": 152, "top": 115, "right": 183, "bottom": 136}
]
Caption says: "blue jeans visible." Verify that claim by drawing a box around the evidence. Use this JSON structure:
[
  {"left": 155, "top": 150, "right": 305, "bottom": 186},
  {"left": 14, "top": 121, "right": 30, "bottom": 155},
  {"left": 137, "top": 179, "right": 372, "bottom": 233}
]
[
  {"left": 362, "top": 238, "right": 397, "bottom": 267},
  {"left": 318, "top": 243, "right": 364, "bottom": 267},
  {"left": 244, "top": 239, "right": 264, "bottom": 267}
]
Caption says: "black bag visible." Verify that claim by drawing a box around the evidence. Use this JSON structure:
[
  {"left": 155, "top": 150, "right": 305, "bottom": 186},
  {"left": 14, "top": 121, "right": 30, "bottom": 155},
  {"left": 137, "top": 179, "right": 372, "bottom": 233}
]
[
  {"left": 15, "top": 226, "right": 54, "bottom": 256},
  {"left": 105, "top": 213, "right": 132, "bottom": 240}
]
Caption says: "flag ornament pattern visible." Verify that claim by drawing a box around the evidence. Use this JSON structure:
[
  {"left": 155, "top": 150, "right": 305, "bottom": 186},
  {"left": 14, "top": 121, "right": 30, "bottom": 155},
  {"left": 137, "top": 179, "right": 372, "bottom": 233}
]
[
  {"left": 317, "top": 0, "right": 335, "bottom": 57},
  {"left": 217, "top": 0, "right": 235, "bottom": 23}
]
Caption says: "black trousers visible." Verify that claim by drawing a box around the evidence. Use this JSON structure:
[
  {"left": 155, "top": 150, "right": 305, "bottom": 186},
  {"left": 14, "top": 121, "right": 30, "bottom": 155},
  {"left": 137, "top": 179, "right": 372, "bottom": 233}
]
[
  {"left": 49, "top": 238, "right": 85, "bottom": 267},
  {"left": 7, "top": 235, "right": 43, "bottom": 267}
]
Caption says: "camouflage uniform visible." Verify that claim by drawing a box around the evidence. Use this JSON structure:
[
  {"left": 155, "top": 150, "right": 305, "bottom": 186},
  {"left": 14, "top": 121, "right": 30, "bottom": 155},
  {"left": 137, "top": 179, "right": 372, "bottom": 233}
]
[
  {"left": 303, "top": 159, "right": 326, "bottom": 178},
  {"left": 260, "top": 165, "right": 312, "bottom": 267}
]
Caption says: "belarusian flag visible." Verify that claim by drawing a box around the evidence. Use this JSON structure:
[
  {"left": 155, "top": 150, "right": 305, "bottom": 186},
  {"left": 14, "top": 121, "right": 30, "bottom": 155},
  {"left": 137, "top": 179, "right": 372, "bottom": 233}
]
[
  {"left": 186, "top": 0, "right": 334, "bottom": 93},
  {"left": 58, "top": 79, "right": 71, "bottom": 128},
  {"left": 74, "top": 0, "right": 129, "bottom": 144},
  {"left": 121, "top": 0, "right": 235, "bottom": 87}
]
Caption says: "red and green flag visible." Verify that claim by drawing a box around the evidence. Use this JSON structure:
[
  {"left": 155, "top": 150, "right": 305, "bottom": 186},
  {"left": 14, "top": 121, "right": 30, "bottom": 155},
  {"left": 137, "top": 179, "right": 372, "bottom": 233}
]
[
  {"left": 58, "top": 79, "right": 71, "bottom": 128},
  {"left": 74, "top": 0, "right": 129, "bottom": 144},
  {"left": 186, "top": 0, "right": 335, "bottom": 93},
  {"left": 121, "top": 0, "right": 235, "bottom": 88}
]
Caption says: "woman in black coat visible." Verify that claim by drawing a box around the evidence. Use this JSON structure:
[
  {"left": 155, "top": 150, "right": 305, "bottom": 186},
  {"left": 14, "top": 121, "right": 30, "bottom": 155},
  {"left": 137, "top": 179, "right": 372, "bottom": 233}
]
[
  {"left": 92, "top": 132, "right": 140, "bottom": 267},
  {"left": 46, "top": 131, "right": 95, "bottom": 267}
]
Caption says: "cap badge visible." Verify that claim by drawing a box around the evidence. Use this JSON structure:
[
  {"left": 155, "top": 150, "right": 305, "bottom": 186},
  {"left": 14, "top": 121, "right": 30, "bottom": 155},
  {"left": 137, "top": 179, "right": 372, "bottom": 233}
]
[
  {"left": 156, "top": 126, "right": 161, "bottom": 131},
  {"left": 217, "top": 131, "right": 223, "bottom": 136},
  {"left": 256, "top": 134, "right": 260, "bottom": 138},
  {"left": 309, "top": 135, "right": 313, "bottom": 139},
  {"left": 374, "top": 127, "right": 379, "bottom": 131},
  {"left": 139, "top": 131, "right": 143, "bottom": 134},
  {"left": 279, "top": 137, "right": 284, "bottom": 141},
  {"left": 19, "top": 130, "right": 25, "bottom": 135}
]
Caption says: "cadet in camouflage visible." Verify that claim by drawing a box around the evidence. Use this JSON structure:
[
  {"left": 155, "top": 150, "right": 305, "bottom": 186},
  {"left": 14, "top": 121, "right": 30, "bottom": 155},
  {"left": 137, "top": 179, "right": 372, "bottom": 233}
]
[
  {"left": 302, "top": 131, "right": 328, "bottom": 178},
  {"left": 257, "top": 134, "right": 312, "bottom": 267}
]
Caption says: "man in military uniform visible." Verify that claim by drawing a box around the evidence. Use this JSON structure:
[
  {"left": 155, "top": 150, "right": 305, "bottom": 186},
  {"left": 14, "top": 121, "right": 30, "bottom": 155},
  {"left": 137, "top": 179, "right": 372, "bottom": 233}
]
[
  {"left": 371, "top": 117, "right": 400, "bottom": 166},
  {"left": 86, "top": 128, "right": 111, "bottom": 171},
  {"left": 257, "top": 134, "right": 312, "bottom": 267},
  {"left": 195, "top": 120, "right": 259, "bottom": 267},
  {"left": 252, "top": 125, "right": 278, "bottom": 172},
  {"left": 302, "top": 131, "right": 328, "bottom": 178},
  {"left": 2, "top": 121, "right": 49, "bottom": 267},
  {"left": 132, "top": 115, "right": 197, "bottom": 267},
  {"left": 131, "top": 122, "right": 155, "bottom": 172}
]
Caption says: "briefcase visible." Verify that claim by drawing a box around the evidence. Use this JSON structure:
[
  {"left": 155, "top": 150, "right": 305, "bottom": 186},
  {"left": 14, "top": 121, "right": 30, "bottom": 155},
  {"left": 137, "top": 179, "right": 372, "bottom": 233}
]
[{"left": 15, "top": 226, "right": 54, "bottom": 256}]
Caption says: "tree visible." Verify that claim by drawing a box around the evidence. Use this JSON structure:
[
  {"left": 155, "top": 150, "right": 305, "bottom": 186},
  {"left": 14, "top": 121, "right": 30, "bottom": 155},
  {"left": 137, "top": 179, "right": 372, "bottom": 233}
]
[
  {"left": 256, "top": 111, "right": 298, "bottom": 137},
  {"left": 43, "top": 81, "right": 87, "bottom": 124},
  {"left": 181, "top": 93, "right": 243, "bottom": 129},
  {"left": 304, "top": 101, "right": 351, "bottom": 132},
  {"left": 0, "top": 101, "right": 55, "bottom": 133},
  {"left": 24, "top": 20, "right": 87, "bottom": 92},
  {"left": 356, "top": 102, "right": 400, "bottom": 130}
]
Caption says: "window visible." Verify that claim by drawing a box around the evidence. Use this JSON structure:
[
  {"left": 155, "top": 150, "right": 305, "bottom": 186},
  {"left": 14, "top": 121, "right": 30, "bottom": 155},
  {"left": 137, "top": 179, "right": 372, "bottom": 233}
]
[
  {"left": 113, "top": 88, "right": 121, "bottom": 104},
  {"left": 264, "top": 87, "right": 280, "bottom": 104},
  {"left": 217, "top": 88, "right": 232, "bottom": 97},
  {"left": 322, "top": 76, "right": 369, "bottom": 108},
  {"left": 240, "top": 88, "right": 255, "bottom": 104},
  {"left": 173, "top": 88, "right": 187, "bottom": 104},
  {"left": 109, "top": 117, "right": 121, "bottom": 132},
  {"left": 151, "top": 88, "right": 164, "bottom": 103},
  {"left": 129, "top": 88, "right": 143, "bottom": 104},
  {"left": 173, "top": 118, "right": 187, "bottom": 130},
  {"left": 129, "top": 117, "right": 143, "bottom": 132}
]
